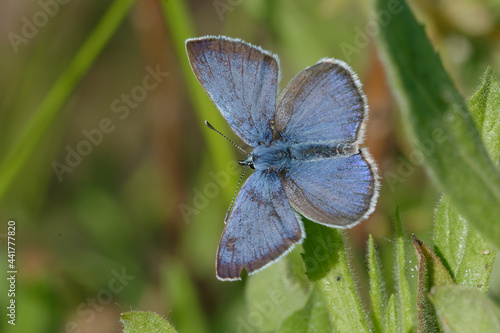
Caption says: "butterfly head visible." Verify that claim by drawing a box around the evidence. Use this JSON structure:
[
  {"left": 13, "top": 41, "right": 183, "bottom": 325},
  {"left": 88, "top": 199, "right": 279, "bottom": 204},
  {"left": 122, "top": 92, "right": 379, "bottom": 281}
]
[
  {"left": 238, "top": 154, "right": 256, "bottom": 169},
  {"left": 238, "top": 144, "right": 290, "bottom": 172}
]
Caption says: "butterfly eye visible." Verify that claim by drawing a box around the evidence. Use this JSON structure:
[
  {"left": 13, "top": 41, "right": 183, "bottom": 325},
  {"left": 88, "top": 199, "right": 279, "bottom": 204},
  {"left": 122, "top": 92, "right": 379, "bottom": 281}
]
[{"left": 238, "top": 156, "right": 255, "bottom": 169}]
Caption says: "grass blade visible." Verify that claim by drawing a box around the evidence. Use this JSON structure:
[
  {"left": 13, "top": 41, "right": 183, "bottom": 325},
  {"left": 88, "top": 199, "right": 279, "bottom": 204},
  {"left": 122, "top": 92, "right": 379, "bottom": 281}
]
[
  {"left": 162, "top": 259, "right": 209, "bottom": 333},
  {"left": 160, "top": 0, "right": 236, "bottom": 202},
  {"left": 384, "top": 294, "right": 397, "bottom": 333},
  {"left": 395, "top": 208, "right": 414, "bottom": 333},
  {"left": 368, "top": 234, "right": 387, "bottom": 332},
  {"left": 0, "top": 0, "right": 136, "bottom": 203}
]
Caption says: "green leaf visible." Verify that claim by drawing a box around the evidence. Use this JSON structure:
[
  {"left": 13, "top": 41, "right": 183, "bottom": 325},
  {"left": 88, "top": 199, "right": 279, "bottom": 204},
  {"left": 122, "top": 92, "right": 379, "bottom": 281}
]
[
  {"left": 277, "top": 287, "right": 332, "bottom": 333},
  {"left": 367, "top": 235, "right": 387, "bottom": 333},
  {"left": 121, "top": 311, "right": 178, "bottom": 333},
  {"left": 433, "top": 68, "right": 499, "bottom": 294},
  {"left": 0, "top": 0, "right": 136, "bottom": 204},
  {"left": 469, "top": 68, "right": 500, "bottom": 164},
  {"left": 384, "top": 295, "right": 397, "bottom": 333},
  {"left": 374, "top": 0, "right": 500, "bottom": 249},
  {"left": 434, "top": 197, "right": 495, "bottom": 293},
  {"left": 429, "top": 285, "right": 500, "bottom": 333},
  {"left": 302, "top": 220, "right": 370, "bottom": 332},
  {"left": 245, "top": 256, "right": 309, "bottom": 332},
  {"left": 394, "top": 208, "right": 414, "bottom": 333},
  {"left": 412, "top": 235, "right": 454, "bottom": 333}
]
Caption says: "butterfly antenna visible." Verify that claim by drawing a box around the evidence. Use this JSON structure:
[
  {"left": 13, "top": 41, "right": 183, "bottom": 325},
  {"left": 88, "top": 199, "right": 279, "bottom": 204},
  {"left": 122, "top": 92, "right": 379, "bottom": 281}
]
[
  {"left": 205, "top": 121, "right": 247, "bottom": 154},
  {"left": 224, "top": 166, "right": 249, "bottom": 222}
]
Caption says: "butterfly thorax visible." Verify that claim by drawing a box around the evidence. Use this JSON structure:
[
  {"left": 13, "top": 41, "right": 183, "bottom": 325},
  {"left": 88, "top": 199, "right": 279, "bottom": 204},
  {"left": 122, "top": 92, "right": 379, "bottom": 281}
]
[{"left": 240, "top": 141, "right": 358, "bottom": 171}]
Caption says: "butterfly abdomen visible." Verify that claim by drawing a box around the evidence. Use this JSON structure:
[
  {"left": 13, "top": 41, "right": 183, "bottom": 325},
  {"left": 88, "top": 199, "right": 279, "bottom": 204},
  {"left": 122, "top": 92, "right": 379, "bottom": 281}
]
[
  {"left": 249, "top": 141, "right": 358, "bottom": 172},
  {"left": 289, "top": 142, "right": 358, "bottom": 161}
]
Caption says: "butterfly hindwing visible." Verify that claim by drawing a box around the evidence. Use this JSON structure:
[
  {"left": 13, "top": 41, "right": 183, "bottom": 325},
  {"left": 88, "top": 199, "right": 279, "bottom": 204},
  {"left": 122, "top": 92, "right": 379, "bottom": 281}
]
[
  {"left": 282, "top": 149, "right": 379, "bottom": 228},
  {"left": 275, "top": 59, "right": 367, "bottom": 144},
  {"left": 217, "top": 170, "right": 303, "bottom": 280},
  {"left": 186, "top": 36, "right": 279, "bottom": 147}
]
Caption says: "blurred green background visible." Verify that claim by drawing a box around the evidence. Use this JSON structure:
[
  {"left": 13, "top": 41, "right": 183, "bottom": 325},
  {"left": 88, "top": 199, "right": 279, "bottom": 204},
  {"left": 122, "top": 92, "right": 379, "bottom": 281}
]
[{"left": 0, "top": 0, "right": 499, "bottom": 332}]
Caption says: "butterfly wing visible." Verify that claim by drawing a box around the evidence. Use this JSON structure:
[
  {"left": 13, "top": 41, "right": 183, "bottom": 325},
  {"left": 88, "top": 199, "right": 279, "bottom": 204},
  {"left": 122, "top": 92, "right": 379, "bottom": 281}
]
[
  {"left": 186, "top": 36, "right": 279, "bottom": 147},
  {"left": 275, "top": 59, "right": 367, "bottom": 144},
  {"left": 282, "top": 149, "right": 379, "bottom": 228},
  {"left": 217, "top": 170, "right": 303, "bottom": 280}
]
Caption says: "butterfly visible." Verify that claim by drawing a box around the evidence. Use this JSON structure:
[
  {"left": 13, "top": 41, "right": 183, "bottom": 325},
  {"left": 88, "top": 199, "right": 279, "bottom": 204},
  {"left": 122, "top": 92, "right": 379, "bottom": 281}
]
[{"left": 186, "top": 36, "right": 379, "bottom": 281}]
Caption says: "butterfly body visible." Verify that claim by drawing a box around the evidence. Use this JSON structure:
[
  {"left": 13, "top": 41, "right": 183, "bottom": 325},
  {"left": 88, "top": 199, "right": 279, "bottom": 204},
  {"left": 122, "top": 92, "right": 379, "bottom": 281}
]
[
  {"left": 186, "top": 36, "right": 380, "bottom": 281},
  {"left": 242, "top": 141, "right": 358, "bottom": 172}
]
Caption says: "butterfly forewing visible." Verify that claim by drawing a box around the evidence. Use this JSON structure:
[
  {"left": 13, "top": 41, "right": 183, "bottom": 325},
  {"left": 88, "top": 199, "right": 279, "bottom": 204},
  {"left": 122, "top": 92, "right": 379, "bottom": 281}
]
[
  {"left": 186, "top": 36, "right": 279, "bottom": 147},
  {"left": 275, "top": 59, "right": 367, "bottom": 144},
  {"left": 217, "top": 170, "right": 303, "bottom": 280},
  {"left": 282, "top": 150, "right": 378, "bottom": 228}
]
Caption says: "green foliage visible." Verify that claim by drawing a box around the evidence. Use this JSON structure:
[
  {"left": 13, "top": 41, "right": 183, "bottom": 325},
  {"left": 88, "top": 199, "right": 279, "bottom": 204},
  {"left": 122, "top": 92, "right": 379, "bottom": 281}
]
[
  {"left": 432, "top": 67, "right": 499, "bottom": 294},
  {"left": 429, "top": 66, "right": 500, "bottom": 331},
  {"left": 0, "top": 0, "right": 136, "bottom": 203},
  {"left": 277, "top": 288, "right": 332, "bottom": 333},
  {"left": 282, "top": 1, "right": 500, "bottom": 332},
  {"left": 412, "top": 235, "right": 454, "bottom": 333},
  {"left": 395, "top": 208, "right": 414, "bottom": 333},
  {"left": 160, "top": 0, "right": 236, "bottom": 202},
  {"left": 367, "top": 235, "right": 386, "bottom": 333},
  {"left": 121, "top": 311, "right": 178, "bottom": 333},
  {"left": 4, "top": 0, "right": 500, "bottom": 332},
  {"left": 434, "top": 198, "right": 496, "bottom": 293},
  {"left": 301, "top": 220, "right": 370, "bottom": 332},
  {"left": 374, "top": 0, "right": 500, "bottom": 250},
  {"left": 371, "top": 1, "right": 500, "bottom": 333},
  {"left": 245, "top": 258, "right": 309, "bottom": 332},
  {"left": 429, "top": 285, "right": 500, "bottom": 333},
  {"left": 384, "top": 295, "right": 397, "bottom": 333},
  {"left": 469, "top": 68, "right": 500, "bottom": 164},
  {"left": 162, "top": 260, "right": 209, "bottom": 333}
]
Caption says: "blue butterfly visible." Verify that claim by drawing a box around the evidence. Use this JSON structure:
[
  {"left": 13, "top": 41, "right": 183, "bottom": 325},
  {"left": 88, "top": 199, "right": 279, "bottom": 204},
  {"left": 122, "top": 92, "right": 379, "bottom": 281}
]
[{"left": 186, "top": 36, "right": 379, "bottom": 281}]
